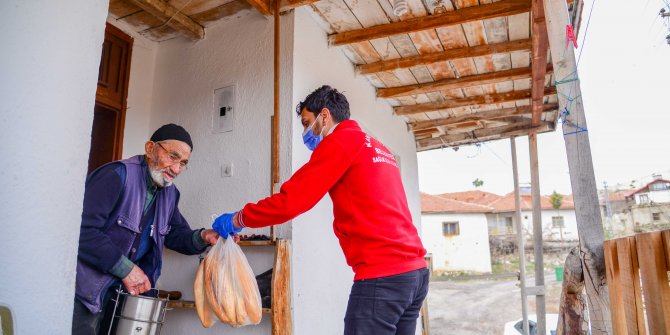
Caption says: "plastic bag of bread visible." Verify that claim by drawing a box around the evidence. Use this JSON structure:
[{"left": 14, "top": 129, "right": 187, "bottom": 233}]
[{"left": 194, "top": 236, "right": 262, "bottom": 327}]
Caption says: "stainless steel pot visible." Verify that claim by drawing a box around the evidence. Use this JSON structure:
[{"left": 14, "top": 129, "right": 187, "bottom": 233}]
[{"left": 109, "top": 288, "right": 170, "bottom": 335}]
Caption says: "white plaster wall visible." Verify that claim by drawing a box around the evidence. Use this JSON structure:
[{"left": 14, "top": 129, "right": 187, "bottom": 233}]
[
  {"left": 649, "top": 190, "right": 670, "bottom": 204},
  {"left": 519, "top": 209, "right": 578, "bottom": 241},
  {"left": 291, "top": 7, "right": 425, "bottom": 334},
  {"left": 145, "top": 10, "right": 294, "bottom": 335},
  {"left": 104, "top": 17, "right": 159, "bottom": 157},
  {"left": 421, "top": 213, "right": 492, "bottom": 273},
  {"left": 0, "top": 0, "right": 108, "bottom": 333}
]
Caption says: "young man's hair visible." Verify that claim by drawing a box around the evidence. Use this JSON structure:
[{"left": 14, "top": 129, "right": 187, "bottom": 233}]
[{"left": 296, "top": 85, "right": 350, "bottom": 122}]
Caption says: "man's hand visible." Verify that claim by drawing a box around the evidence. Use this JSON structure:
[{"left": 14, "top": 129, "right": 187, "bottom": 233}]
[
  {"left": 122, "top": 265, "right": 151, "bottom": 295},
  {"left": 200, "top": 229, "right": 220, "bottom": 245}
]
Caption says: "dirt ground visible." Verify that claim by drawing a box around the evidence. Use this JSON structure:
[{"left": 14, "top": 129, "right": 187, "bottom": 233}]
[{"left": 426, "top": 274, "right": 562, "bottom": 335}]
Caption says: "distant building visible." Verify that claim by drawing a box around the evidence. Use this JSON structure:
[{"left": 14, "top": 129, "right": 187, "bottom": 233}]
[
  {"left": 420, "top": 192, "right": 492, "bottom": 274},
  {"left": 420, "top": 189, "right": 577, "bottom": 274},
  {"left": 624, "top": 177, "right": 670, "bottom": 231}
]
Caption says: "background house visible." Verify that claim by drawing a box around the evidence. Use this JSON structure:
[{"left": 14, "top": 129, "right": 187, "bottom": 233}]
[
  {"left": 421, "top": 188, "right": 576, "bottom": 274},
  {"left": 420, "top": 193, "right": 492, "bottom": 274},
  {"left": 624, "top": 177, "right": 670, "bottom": 232}
]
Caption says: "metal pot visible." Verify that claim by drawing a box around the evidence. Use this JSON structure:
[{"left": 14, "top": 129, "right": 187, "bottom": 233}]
[{"left": 109, "top": 288, "right": 170, "bottom": 335}]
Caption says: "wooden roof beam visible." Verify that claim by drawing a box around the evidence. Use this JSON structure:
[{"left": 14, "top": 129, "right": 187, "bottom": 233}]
[
  {"left": 127, "top": 0, "right": 204, "bottom": 40},
  {"left": 246, "top": 0, "right": 272, "bottom": 15},
  {"left": 357, "top": 39, "right": 532, "bottom": 75},
  {"left": 416, "top": 121, "right": 554, "bottom": 150},
  {"left": 328, "top": 0, "right": 531, "bottom": 46},
  {"left": 409, "top": 103, "right": 558, "bottom": 131},
  {"left": 278, "top": 0, "right": 318, "bottom": 12},
  {"left": 394, "top": 86, "right": 557, "bottom": 115},
  {"left": 530, "top": 0, "right": 549, "bottom": 126},
  {"left": 378, "top": 65, "right": 552, "bottom": 98}
]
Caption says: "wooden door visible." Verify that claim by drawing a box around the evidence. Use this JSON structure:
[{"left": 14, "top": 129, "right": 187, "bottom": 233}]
[{"left": 87, "top": 23, "right": 132, "bottom": 174}]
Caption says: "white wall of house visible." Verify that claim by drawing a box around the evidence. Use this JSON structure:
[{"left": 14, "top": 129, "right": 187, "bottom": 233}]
[
  {"left": 143, "top": 10, "right": 295, "bottom": 335},
  {"left": 635, "top": 190, "right": 670, "bottom": 204},
  {"left": 290, "top": 7, "right": 424, "bottom": 335},
  {"left": 0, "top": 0, "right": 108, "bottom": 333},
  {"left": 105, "top": 17, "right": 159, "bottom": 158},
  {"left": 518, "top": 209, "right": 578, "bottom": 241},
  {"left": 421, "top": 213, "right": 492, "bottom": 273}
]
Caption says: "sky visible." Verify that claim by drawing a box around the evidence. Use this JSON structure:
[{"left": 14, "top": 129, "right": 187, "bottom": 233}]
[{"left": 417, "top": 0, "right": 670, "bottom": 196}]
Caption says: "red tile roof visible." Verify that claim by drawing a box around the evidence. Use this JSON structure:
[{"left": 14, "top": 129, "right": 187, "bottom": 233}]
[
  {"left": 421, "top": 190, "right": 575, "bottom": 213},
  {"left": 420, "top": 192, "right": 493, "bottom": 213},
  {"left": 487, "top": 192, "right": 574, "bottom": 213},
  {"left": 436, "top": 190, "right": 502, "bottom": 206}
]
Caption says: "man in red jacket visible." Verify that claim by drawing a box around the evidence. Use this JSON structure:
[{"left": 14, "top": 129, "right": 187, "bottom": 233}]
[{"left": 213, "top": 85, "right": 428, "bottom": 334}]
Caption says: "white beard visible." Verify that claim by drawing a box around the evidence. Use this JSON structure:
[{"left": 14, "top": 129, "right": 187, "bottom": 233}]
[{"left": 150, "top": 167, "right": 175, "bottom": 187}]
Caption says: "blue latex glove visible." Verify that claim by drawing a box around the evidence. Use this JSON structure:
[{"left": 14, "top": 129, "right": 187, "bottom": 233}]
[{"left": 212, "top": 212, "right": 242, "bottom": 238}]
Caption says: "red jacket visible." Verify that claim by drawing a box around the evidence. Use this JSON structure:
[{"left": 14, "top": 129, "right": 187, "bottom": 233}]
[{"left": 240, "top": 120, "right": 426, "bottom": 280}]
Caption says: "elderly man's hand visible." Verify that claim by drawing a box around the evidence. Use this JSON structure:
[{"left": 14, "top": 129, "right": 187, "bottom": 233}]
[
  {"left": 200, "top": 229, "right": 220, "bottom": 245},
  {"left": 122, "top": 265, "right": 151, "bottom": 295}
]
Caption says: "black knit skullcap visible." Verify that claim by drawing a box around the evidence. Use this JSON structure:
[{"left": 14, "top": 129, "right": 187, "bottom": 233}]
[{"left": 150, "top": 124, "right": 193, "bottom": 150}]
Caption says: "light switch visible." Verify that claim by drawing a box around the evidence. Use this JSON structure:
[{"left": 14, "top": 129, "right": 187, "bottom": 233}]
[
  {"left": 222, "top": 162, "right": 233, "bottom": 177},
  {"left": 213, "top": 85, "right": 236, "bottom": 133}
]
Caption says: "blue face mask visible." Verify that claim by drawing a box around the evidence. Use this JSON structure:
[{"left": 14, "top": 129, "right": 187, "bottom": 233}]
[{"left": 302, "top": 117, "right": 324, "bottom": 151}]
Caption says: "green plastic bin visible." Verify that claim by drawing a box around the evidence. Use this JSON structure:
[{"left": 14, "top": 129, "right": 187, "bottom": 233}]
[{"left": 555, "top": 266, "right": 564, "bottom": 282}]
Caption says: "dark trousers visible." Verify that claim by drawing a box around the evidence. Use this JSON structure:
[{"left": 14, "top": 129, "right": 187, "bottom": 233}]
[
  {"left": 72, "top": 290, "right": 118, "bottom": 335},
  {"left": 344, "top": 267, "right": 429, "bottom": 335}
]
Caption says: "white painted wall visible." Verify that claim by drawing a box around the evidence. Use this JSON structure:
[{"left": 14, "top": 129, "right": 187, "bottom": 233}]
[
  {"left": 515, "top": 209, "right": 578, "bottom": 241},
  {"left": 0, "top": 0, "right": 108, "bottom": 333},
  {"left": 105, "top": 17, "right": 159, "bottom": 158},
  {"left": 144, "top": 10, "right": 295, "bottom": 335},
  {"left": 291, "top": 7, "right": 425, "bottom": 334},
  {"left": 421, "top": 213, "right": 492, "bottom": 273},
  {"left": 636, "top": 190, "right": 670, "bottom": 204}
]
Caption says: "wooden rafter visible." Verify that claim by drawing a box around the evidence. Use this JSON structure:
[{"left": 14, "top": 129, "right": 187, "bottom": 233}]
[
  {"left": 328, "top": 0, "right": 531, "bottom": 46},
  {"left": 246, "top": 0, "right": 272, "bottom": 15},
  {"left": 378, "top": 65, "right": 553, "bottom": 99},
  {"left": 357, "top": 39, "right": 532, "bottom": 75},
  {"left": 394, "top": 87, "right": 557, "bottom": 116},
  {"left": 278, "top": 0, "right": 318, "bottom": 12},
  {"left": 409, "top": 104, "right": 558, "bottom": 131},
  {"left": 127, "top": 0, "right": 204, "bottom": 40},
  {"left": 416, "top": 121, "right": 554, "bottom": 150},
  {"left": 530, "top": 0, "right": 549, "bottom": 126}
]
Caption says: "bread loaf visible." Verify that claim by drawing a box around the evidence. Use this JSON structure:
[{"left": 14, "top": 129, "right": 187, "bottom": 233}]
[
  {"left": 194, "top": 261, "right": 215, "bottom": 328},
  {"left": 203, "top": 256, "right": 232, "bottom": 324},
  {"left": 196, "top": 237, "right": 263, "bottom": 327}
]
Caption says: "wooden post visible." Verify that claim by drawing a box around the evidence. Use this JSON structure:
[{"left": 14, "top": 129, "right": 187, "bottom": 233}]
[
  {"left": 528, "top": 132, "right": 546, "bottom": 334},
  {"left": 272, "top": 240, "right": 292, "bottom": 335},
  {"left": 543, "top": 0, "right": 611, "bottom": 333},
  {"left": 557, "top": 247, "right": 588, "bottom": 335},
  {"left": 511, "top": 137, "right": 530, "bottom": 335},
  {"left": 270, "top": 0, "right": 280, "bottom": 241}
]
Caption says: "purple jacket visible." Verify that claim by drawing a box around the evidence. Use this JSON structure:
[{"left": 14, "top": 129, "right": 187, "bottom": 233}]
[{"left": 75, "top": 155, "right": 204, "bottom": 313}]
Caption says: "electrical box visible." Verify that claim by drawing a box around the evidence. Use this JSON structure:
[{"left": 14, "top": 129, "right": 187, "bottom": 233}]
[{"left": 213, "top": 85, "right": 236, "bottom": 133}]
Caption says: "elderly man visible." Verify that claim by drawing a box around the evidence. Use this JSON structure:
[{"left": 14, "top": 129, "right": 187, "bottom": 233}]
[
  {"left": 213, "top": 86, "right": 428, "bottom": 335},
  {"left": 73, "top": 124, "right": 219, "bottom": 334}
]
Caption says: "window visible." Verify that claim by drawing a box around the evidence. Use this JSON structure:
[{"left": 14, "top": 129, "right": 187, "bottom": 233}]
[
  {"left": 650, "top": 182, "right": 670, "bottom": 191},
  {"left": 639, "top": 194, "right": 650, "bottom": 204},
  {"left": 443, "top": 222, "right": 459, "bottom": 236},
  {"left": 502, "top": 217, "right": 514, "bottom": 233},
  {"left": 552, "top": 216, "right": 565, "bottom": 228},
  {"left": 653, "top": 213, "right": 661, "bottom": 221}
]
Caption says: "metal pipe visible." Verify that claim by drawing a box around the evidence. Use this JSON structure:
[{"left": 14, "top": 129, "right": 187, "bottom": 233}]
[{"left": 511, "top": 136, "right": 530, "bottom": 335}]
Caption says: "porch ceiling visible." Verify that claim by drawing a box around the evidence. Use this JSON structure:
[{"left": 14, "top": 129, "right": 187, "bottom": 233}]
[{"left": 108, "top": 0, "right": 583, "bottom": 151}]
